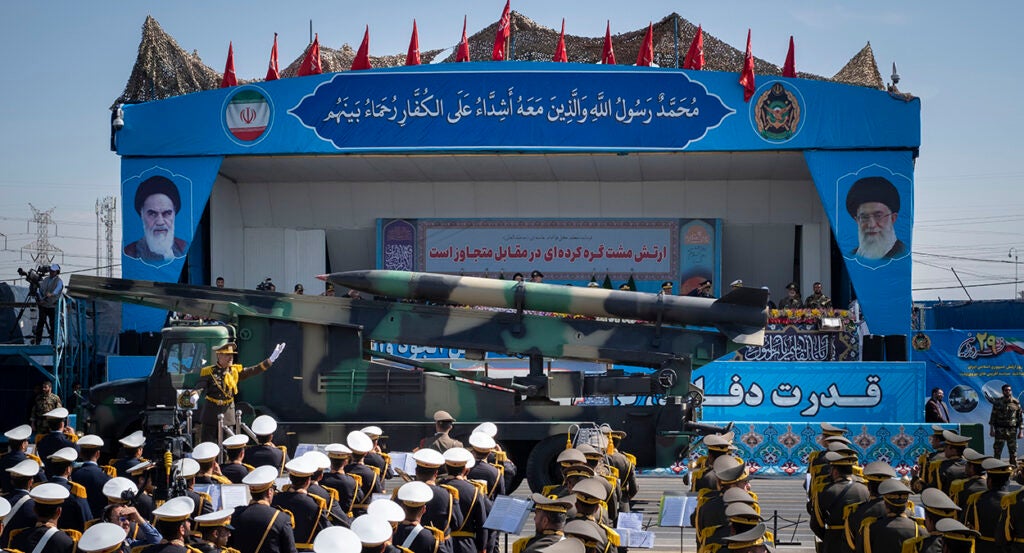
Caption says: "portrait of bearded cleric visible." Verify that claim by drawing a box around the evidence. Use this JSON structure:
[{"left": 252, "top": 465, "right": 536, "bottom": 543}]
[{"left": 123, "top": 175, "right": 189, "bottom": 266}]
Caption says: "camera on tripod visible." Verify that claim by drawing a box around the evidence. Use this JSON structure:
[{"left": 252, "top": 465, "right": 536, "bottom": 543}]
[
  {"left": 17, "top": 265, "right": 50, "bottom": 300},
  {"left": 255, "top": 277, "right": 274, "bottom": 291},
  {"left": 145, "top": 407, "right": 192, "bottom": 501}
]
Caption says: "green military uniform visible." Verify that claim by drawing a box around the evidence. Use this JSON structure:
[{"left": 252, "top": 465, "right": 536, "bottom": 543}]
[
  {"left": 805, "top": 292, "right": 833, "bottom": 309},
  {"left": 989, "top": 395, "right": 1022, "bottom": 462},
  {"left": 32, "top": 391, "right": 62, "bottom": 434}
]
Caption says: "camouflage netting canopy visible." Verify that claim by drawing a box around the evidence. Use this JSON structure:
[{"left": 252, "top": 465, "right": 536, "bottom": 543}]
[{"left": 116, "top": 12, "right": 887, "bottom": 106}]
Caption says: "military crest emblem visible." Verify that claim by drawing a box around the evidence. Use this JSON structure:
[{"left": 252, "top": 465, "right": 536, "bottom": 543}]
[{"left": 753, "top": 82, "right": 802, "bottom": 142}]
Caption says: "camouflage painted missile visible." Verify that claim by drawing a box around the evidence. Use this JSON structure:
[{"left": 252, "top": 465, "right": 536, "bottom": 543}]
[{"left": 320, "top": 270, "right": 768, "bottom": 345}]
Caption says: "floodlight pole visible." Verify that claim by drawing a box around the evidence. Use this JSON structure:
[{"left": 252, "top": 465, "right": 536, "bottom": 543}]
[{"left": 1010, "top": 247, "right": 1019, "bottom": 299}]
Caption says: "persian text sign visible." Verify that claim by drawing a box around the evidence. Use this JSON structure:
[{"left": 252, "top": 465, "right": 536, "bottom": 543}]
[
  {"left": 414, "top": 219, "right": 678, "bottom": 279},
  {"left": 289, "top": 69, "right": 734, "bottom": 150}
]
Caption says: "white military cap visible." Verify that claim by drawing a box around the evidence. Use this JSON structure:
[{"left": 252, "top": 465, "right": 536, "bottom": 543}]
[
  {"left": 361, "top": 426, "right": 383, "bottom": 438},
  {"left": 192, "top": 442, "right": 221, "bottom": 463},
  {"left": 30, "top": 482, "right": 70, "bottom": 505},
  {"left": 127, "top": 461, "right": 155, "bottom": 476},
  {"left": 468, "top": 432, "right": 496, "bottom": 451},
  {"left": 412, "top": 448, "right": 444, "bottom": 469},
  {"left": 222, "top": 434, "right": 249, "bottom": 449},
  {"left": 44, "top": 407, "right": 69, "bottom": 419},
  {"left": 195, "top": 508, "right": 235, "bottom": 528},
  {"left": 313, "top": 526, "right": 361, "bottom": 553},
  {"left": 0, "top": 497, "right": 10, "bottom": 518},
  {"left": 397, "top": 481, "right": 433, "bottom": 507},
  {"left": 351, "top": 514, "right": 394, "bottom": 546},
  {"left": 303, "top": 451, "right": 331, "bottom": 471},
  {"left": 443, "top": 447, "right": 475, "bottom": 469},
  {"left": 103, "top": 477, "right": 139, "bottom": 502},
  {"left": 347, "top": 431, "right": 373, "bottom": 454},
  {"left": 77, "top": 523, "right": 128, "bottom": 553},
  {"left": 152, "top": 496, "right": 195, "bottom": 522},
  {"left": 251, "top": 415, "right": 278, "bottom": 435},
  {"left": 7, "top": 459, "right": 41, "bottom": 477},
  {"left": 48, "top": 447, "right": 79, "bottom": 463},
  {"left": 243, "top": 465, "right": 279, "bottom": 492},
  {"left": 325, "top": 443, "right": 352, "bottom": 459},
  {"left": 175, "top": 458, "right": 200, "bottom": 479},
  {"left": 4, "top": 425, "right": 33, "bottom": 441},
  {"left": 472, "top": 422, "right": 498, "bottom": 438},
  {"left": 367, "top": 499, "right": 404, "bottom": 523},
  {"left": 119, "top": 430, "right": 146, "bottom": 449},
  {"left": 285, "top": 455, "right": 318, "bottom": 478},
  {"left": 78, "top": 434, "right": 105, "bottom": 449}
]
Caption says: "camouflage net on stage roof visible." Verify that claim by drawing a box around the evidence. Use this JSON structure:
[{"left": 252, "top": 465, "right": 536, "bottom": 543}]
[{"left": 116, "top": 12, "right": 887, "bottom": 105}]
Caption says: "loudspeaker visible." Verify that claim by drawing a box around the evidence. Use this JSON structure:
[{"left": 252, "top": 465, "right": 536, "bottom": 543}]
[
  {"left": 862, "top": 334, "right": 885, "bottom": 361},
  {"left": 885, "top": 334, "right": 907, "bottom": 361}
]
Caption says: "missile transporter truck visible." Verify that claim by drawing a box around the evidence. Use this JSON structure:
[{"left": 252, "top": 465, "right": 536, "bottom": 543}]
[{"left": 70, "top": 270, "right": 767, "bottom": 491}]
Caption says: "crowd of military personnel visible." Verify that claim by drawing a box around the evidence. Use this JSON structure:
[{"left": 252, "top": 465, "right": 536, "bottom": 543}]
[{"left": 0, "top": 403, "right": 654, "bottom": 553}]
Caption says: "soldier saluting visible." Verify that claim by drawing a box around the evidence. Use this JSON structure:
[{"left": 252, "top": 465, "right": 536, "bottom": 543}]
[
  {"left": 989, "top": 384, "right": 1022, "bottom": 464},
  {"left": 189, "top": 341, "right": 286, "bottom": 443}
]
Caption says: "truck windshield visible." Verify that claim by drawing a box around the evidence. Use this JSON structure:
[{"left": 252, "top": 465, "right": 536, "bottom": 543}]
[{"left": 166, "top": 342, "right": 211, "bottom": 388}]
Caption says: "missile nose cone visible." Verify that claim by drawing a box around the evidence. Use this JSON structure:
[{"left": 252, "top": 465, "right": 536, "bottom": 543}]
[{"left": 316, "top": 274, "right": 328, "bottom": 281}]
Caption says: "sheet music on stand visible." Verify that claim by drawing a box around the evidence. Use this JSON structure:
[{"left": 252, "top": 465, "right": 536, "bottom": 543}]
[
  {"left": 483, "top": 496, "right": 532, "bottom": 534},
  {"left": 658, "top": 492, "right": 697, "bottom": 527},
  {"left": 193, "top": 484, "right": 222, "bottom": 511},
  {"left": 616, "top": 512, "right": 655, "bottom": 548},
  {"left": 220, "top": 484, "right": 251, "bottom": 511},
  {"left": 388, "top": 452, "right": 418, "bottom": 477}
]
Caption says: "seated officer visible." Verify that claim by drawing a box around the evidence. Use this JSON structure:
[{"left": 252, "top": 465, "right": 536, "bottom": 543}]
[
  {"left": 246, "top": 416, "right": 288, "bottom": 473},
  {"left": 74, "top": 434, "right": 114, "bottom": 517},
  {"left": 45, "top": 447, "right": 93, "bottom": 532},
  {"left": 511, "top": 495, "right": 574, "bottom": 553},
  {"left": 140, "top": 496, "right": 197, "bottom": 553},
  {"left": 219, "top": 434, "right": 251, "bottom": 484},
  {"left": 113, "top": 431, "right": 147, "bottom": 477},
  {"left": 273, "top": 456, "right": 330, "bottom": 550},
  {"left": 564, "top": 519, "right": 608, "bottom": 553},
  {"left": 721, "top": 523, "right": 774, "bottom": 553},
  {"left": 392, "top": 481, "right": 442, "bottom": 553},
  {"left": 194, "top": 509, "right": 239, "bottom": 553},
  {"left": 10, "top": 483, "right": 76, "bottom": 553},
  {"left": 229, "top": 465, "right": 296, "bottom": 553},
  {"left": 857, "top": 479, "right": 924, "bottom": 553},
  {"left": 192, "top": 442, "right": 232, "bottom": 485},
  {"left": 351, "top": 514, "right": 395, "bottom": 553}
]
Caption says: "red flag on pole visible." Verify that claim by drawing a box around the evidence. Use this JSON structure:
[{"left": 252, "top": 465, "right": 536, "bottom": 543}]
[
  {"left": 553, "top": 19, "right": 567, "bottom": 62},
  {"left": 221, "top": 42, "right": 237, "bottom": 88},
  {"left": 739, "top": 29, "right": 756, "bottom": 101},
  {"left": 406, "top": 20, "right": 421, "bottom": 66},
  {"left": 782, "top": 35, "right": 797, "bottom": 77},
  {"left": 456, "top": 16, "right": 471, "bottom": 62},
  {"left": 601, "top": 21, "right": 615, "bottom": 65},
  {"left": 352, "top": 26, "right": 372, "bottom": 70},
  {"left": 297, "top": 34, "right": 322, "bottom": 76},
  {"left": 266, "top": 33, "right": 280, "bottom": 81},
  {"left": 492, "top": 0, "right": 511, "bottom": 61},
  {"left": 683, "top": 25, "right": 703, "bottom": 70},
  {"left": 636, "top": 22, "right": 654, "bottom": 67}
]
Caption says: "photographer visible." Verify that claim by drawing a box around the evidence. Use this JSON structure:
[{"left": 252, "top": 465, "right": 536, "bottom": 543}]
[{"left": 33, "top": 263, "right": 63, "bottom": 345}]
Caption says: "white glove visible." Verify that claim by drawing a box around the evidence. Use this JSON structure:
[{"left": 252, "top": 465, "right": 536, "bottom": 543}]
[{"left": 269, "top": 342, "right": 286, "bottom": 363}]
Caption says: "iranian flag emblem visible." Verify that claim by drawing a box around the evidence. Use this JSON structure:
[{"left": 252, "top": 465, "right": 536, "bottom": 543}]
[{"left": 226, "top": 89, "right": 269, "bottom": 141}]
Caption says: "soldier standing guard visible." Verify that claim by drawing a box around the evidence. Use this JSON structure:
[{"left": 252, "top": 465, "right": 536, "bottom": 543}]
[
  {"left": 189, "top": 341, "right": 286, "bottom": 444},
  {"left": 989, "top": 384, "right": 1022, "bottom": 464},
  {"left": 31, "top": 381, "right": 63, "bottom": 436},
  {"left": 420, "top": 412, "right": 462, "bottom": 453}
]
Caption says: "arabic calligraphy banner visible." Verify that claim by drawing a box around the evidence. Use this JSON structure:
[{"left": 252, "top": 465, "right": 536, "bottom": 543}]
[
  {"left": 916, "top": 329, "right": 1024, "bottom": 452},
  {"left": 694, "top": 361, "right": 924, "bottom": 422}
]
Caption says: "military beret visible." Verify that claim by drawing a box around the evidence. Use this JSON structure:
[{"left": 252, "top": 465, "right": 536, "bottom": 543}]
[
  {"left": 195, "top": 509, "right": 235, "bottom": 529},
  {"left": 30, "top": 483, "right": 71, "bottom": 505},
  {"left": 878, "top": 479, "right": 911, "bottom": 496},
  {"left": 941, "top": 430, "right": 970, "bottom": 447},
  {"left": 557, "top": 449, "right": 586, "bottom": 465},
  {"left": 443, "top": 447, "right": 475, "bottom": 469},
  {"left": 347, "top": 431, "right": 373, "bottom": 454},
  {"left": 846, "top": 176, "right": 900, "bottom": 217},
  {"left": 367, "top": 499, "right": 404, "bottom": 523},
  {"left": 531, "top": 493, "right": 574, "bottom": 513},
  {"left": 242, "top": 465, "right": 279, "bottom": 492},
  {"left": 713, "top": 455, "right": 749, "bottom": 485},
  {"left": 77, "top": 523, "right": 128, "bottom": 553},
  {"left": 44, "top": 407, "right": 69, "bottom": 419},
  {"left": 192, "top": 442, "right": 220, "bottom": 463},
  {"left": 351, "top": 514, "right": 393, "bottom": 546},
  {"left": 573, "top": 477, "right": 608, "bottom": 502},
  {"left": 920, "top": 488, "right": 961, "bottom": 516},
  {"left": 4, "top": 425, "right": 32, "bottom": 441},
  {"left": 313, "top": 526, "right": 361, "bottom": 553},
  {"left": 153, "top": 496, "right": 195, "bottom": 522},
  {"left": 251, "top": 415, "right": 278, "bottom": 435},
  {"left": 102, "top": 477, "right": 138, "bottom": 502},
  {"left": 564, "top": 519, "right": 606, "bottom": 546},
  {"left": 134, "top": 175, "right": 182, "bottom": 214}
]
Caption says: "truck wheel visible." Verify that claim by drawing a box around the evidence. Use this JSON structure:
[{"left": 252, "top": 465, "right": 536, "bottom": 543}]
[{"left": 525, "top": 435, "right": 567, "bottom": 493}]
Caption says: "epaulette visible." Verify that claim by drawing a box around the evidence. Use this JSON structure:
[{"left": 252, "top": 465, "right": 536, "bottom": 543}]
[
  {"left": 367, "top": 465, "right": 381, "bottom": 475},
  {"left": 440, "top": 483, "right": 460, "bottom": 501},
  {"left": 696, "top": 488, "right": 714, "bottom": 507},
  {"left": 748, "top": 490, "right": 759, "bottom": 502},
  {"left": 61, "top": 528, "right": 82, "bottom": 542},
  {"left": 425, "top": 525, "right": 445, "bottom": 544},
  {"left": 901, "top": 535, "right": 925, "bottom": 553},
  {"left": 1001, "top": 488, "right": 1023, "bottom": 509},
  {"left": 6, "top": 548, "right": 26, "bottom": 553},
  {"left": 853, "top": 465, "right": 864, "bottom": 477},
  {"left": 7, "top": 528, "right": 26, "bottom": 542},
  {"left": 198, "top": 491, "right": 213, "bottom": 508},
  {"left": 807, "top": 450, "right": 821, "bottom": 464},
  {"left": 766, "top": 530, "right": 775, "bottom": 544},
  {"left": 26, "top": 453, "right": 42, "bottom": 464},
  {"left": 223, "top": 548, "right": 242, "bottom": 553},
  {"left": 624, "top": 452, "right": 636, "bottom": 466},
  {"left": 949, "top": 478, "right": 966, "bottom": 498},
  {"left": 512, "top": 536, "right": 530, "bottom": 553},
  {"left": 212, "top": 475, "right": 232, "bottom": 485},
  {"left": 276, "top": 506, "right": 297, "bottom": 529},
  {"left": 350, "top": 473, "right": 363, "bottom": 488},
  {"left": 101, "top": 465, "right": 117, "bottom": 477},
  {"left": 607, "top": 466, "right": 620, "bottom": 480},
  {"left": 309, "top": 493, "right": 327, "bottom": 511},
  {"left": 842, "top": 501, "right": 860, "bottom": 520},
  {"left": 396, "top": 547, "right": 415, "bottom": 553},
  {"left": 494, "top": 450, "right": 507, "bottom": 463},
  {"left": 469, "top": 480, "right": 488, "bottom": 493},
  {"left": 601, "top": 524, "right": 621, "bottom": 547},
  {"left": 84, "top": 518, "right": 100, "bottom": 530},
  {"left": 70, "top": 481, "right": 87, "bottom": 499},
  {"left": 186, "top": 546, "right": 205, "bottom": 553},
  {"left": 965, "top": 490, "right": 984, "bottom": 508},
  {"left": 325, "top": 487, "right": 339, "bottom": 502},
  {"left": 698, "top": 525, "right": 721, "bottom": 543},
  {"left": 603, "top": 474, "right": 618, "bottom": 490},
  {"left": 200, "top": 366, "right": 213, "bottom": 376},
  {"left": 242, "top": 463, "right": 256, "bottom": 471}
]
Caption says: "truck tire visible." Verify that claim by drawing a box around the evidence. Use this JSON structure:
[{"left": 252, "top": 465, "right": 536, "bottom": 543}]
[{"left": 525, "top": 435, "right": 567, "bottom": 493}]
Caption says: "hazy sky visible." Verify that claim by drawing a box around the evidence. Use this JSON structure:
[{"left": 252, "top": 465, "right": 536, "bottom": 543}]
[{"left": 2, "top": 1, "right": 1022, "bottom": 301}]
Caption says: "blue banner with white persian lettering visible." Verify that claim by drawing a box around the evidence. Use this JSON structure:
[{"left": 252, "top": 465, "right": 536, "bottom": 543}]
[{"left": 694, "top": 361, "right": 924, "bottom": 422}]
